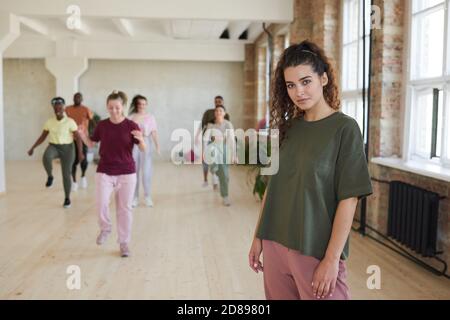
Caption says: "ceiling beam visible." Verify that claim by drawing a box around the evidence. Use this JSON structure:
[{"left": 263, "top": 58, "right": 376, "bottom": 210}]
[
  {"left": 19, "top": 16, "right": 49, "bottom": 36},
  {"left": 227, "top": 21, "right": 251, "bottom": 39},
  {"left": 112, "top": 18, "right": 134, "bottom": 37},
  {"left": 1, "top": 0, "right": 293, "bottom": 22},
  {"left": 210, "top": 21, "right": 229, "bottom": 39},
  {"left": 171, "top": 20, "right": 191, "bottom": 39},
  {"left": 4, "top": 38, "right": 246, "bottom": 62},
  {"left": 247, "top": 22, "right": 265, "bottom": 41}
]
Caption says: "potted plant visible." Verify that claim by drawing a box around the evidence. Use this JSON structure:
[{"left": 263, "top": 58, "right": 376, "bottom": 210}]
[{"left": 87, "top": 112, "right": 101, "bottom": 164}]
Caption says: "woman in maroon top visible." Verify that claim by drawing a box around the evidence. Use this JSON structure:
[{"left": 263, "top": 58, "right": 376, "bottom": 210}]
[{"left": 78, "top": 90, "right": 146, "bottom": 257}]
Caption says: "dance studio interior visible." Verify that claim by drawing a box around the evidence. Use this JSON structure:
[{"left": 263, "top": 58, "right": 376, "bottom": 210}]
[{"left": 0, "top": 0, "right": 449, "bottom": 301}]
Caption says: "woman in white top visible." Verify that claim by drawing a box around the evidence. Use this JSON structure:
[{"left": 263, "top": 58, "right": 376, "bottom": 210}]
[{"left": 129, "top": 95, "right": 160, "bottom": 207}]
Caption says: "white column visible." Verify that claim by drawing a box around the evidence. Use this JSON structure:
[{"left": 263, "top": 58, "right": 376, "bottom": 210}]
[
  {"left": 45, "top": 39, "right": 88, "bottom": 103},
  {"left": 0, "top": 13, "right": 20, "bottom": 194},
  {"left": 0, "top": 54, "right": 5, "bottom": 194},
  {"left": 45, "top": 57, "right": 88, "bottom": 103}
]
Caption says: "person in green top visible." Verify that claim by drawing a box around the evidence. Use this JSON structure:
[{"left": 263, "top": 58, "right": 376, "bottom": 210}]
[
  {"left": 195, "top": 95, "right": 230, "bottom": 190},
  {"left": 248, "top": 41, "right": 373, "bottom": 300}
]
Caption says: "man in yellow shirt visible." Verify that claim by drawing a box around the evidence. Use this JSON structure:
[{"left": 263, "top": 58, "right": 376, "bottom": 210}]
[{"left": 28, "top": 97, "right": 84, "bottom": 208}]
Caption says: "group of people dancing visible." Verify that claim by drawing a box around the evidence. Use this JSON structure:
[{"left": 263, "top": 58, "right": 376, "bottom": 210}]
[{"left": 28, "top": 91, "right": 159, "bottom": 257}]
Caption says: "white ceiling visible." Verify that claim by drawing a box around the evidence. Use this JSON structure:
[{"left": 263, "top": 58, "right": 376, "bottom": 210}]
[
  {"left": 1, "top": 0, "right": 293, "bottom": 61},
  {"left": 18, "top": 16, "right": 264, "bottom": 42}
]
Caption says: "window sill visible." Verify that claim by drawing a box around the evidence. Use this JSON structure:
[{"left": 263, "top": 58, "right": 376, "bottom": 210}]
[{"left": 370, "top": 157, "right": 450, "bottom": 183}]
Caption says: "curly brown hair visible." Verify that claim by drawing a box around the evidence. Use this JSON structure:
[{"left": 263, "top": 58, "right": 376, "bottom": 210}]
[{"left": 270, "top": 40, "right": 340, "bottom": 146}]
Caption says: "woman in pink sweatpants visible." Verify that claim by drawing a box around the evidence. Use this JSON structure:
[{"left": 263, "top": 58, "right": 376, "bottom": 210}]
[
  {"left": 79, "top": 90, "right": 146, "bottom": 257},
  {"left": 248, "top": 41, "right": 373, "bottom": 300}
]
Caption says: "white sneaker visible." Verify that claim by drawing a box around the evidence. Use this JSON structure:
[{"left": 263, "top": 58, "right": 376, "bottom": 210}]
[
  {"left": 71, "top": 182, "right": 78, "bottom": 192},
  {"left": 223, "top": 197, "right": 231, "bottom": 207},
  {"left": 80, "top": 176, "right": 88, "bottom": 189},
  {"left": 202, "top": 181, "right": 208, "bottom": 188},
  {"left": 145, "top": 196, "right": 154, "bottom": 207},
  {"left": 132, "top": 198, "right": 139, "bottom": 208}
]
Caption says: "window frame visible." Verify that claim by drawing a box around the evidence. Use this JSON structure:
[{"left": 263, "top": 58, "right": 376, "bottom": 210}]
[
  {"left": 405, "top": 0, "right": 450, "bottom": 168},
  {"left": 341, "top": 0, "right": 371, "bottom": 138}
]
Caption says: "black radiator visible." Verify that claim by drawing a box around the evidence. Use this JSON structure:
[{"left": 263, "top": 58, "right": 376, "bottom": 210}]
[{"left": 387, "top": 181, "right": 440, "bottom": 257}]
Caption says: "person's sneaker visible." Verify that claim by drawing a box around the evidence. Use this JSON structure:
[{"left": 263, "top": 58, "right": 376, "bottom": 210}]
[
  {"left": 96, "top": 231, "right": 110, "bottom": 245},
  {"left": 132, "top": 198, "right": 139, "bottom": 208},
  {"left": 63, "top": 198, "right": 71, "bottom": 208},
  {"left": 120, "top": 243, "right": 130, "bottom": 257},
  {"left": 223, "top": 197, "right": 231, "bottom": 207},
  {"left": 145, "top": 196, "right": 154, "bottom": 207},
  {"left": 45, "top": 176, "right": 54, "bottom": 188},
  {"left": 202, "top": 181, "right": 208, "bottom": 188},
  {"left": 72, "top": 182, "right": 78, "bottom": 192},
  {"left": 80, "top": 176, "right": 88, "bottom": 189}
]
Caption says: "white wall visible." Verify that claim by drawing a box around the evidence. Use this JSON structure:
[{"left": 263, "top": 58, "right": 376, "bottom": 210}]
[
  {"left": 4, "top": 58, "right": 244, "bottom": 160},
  {"left": 4, "top": 59, "right": 55, "bottom": 161},
  {"left": 79, "top": 59, "right": 244, "bottom": 160}
]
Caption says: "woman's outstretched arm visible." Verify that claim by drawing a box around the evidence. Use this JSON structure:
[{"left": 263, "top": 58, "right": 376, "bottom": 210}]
[{"left": 28, "top": 131, "right": 49, "bottom": 156}]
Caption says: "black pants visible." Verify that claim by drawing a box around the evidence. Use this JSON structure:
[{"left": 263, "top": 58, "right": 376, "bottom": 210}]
[{"left": 72, "top": 142, "right": 88, "bottom": 181}]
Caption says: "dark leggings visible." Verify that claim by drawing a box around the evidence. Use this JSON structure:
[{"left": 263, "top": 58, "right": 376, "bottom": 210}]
[
  {"left": 43, "top": 143, "right": 75, "bottom": 199},
  {"left": 72, "top": 142, "right": 88, "bottom": 181}
]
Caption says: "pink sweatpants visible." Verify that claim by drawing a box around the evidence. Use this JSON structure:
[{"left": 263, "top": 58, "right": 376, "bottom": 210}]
[
  {"left": 262, "top": 240, "right": 350, "bottom": 300},
  {"left": 95, "top": 173, "right": 137, "bottom": 244}
]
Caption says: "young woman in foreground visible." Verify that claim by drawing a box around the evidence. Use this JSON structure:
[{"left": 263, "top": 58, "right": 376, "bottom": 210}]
[{"left": 249, "top": 41, "right": 372, "bottom": 300}]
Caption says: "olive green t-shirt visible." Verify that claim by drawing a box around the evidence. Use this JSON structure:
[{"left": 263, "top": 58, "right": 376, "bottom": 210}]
[{"left": 256, "top": 112, "right": 373, "bottom": 260}]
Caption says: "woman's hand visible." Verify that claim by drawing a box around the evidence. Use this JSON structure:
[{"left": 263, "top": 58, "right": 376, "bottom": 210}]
[
  {"left": 131, "top": 130, "right": 144, "bottom": 144},
  {"left": 248, "top": 238, "right": 264, "bottom": 273},
  {"left": 312, "top": 257, "right": 339, "bottom": 299}
]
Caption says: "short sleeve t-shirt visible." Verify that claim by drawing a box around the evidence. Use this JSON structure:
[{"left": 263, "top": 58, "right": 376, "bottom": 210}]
[
  {"left": 91, "top": 118, "right": 140, "bottom": 175},
  {"left": 201, "top": 109, "right": 231, "bottom": 131},
  {"left": 256, "top": 112, "right": 373, "bottom": 261},
  {"left": 204, "top": 120, "right": 235, "bottom": 164},
  {"left": 205, "top": 120, "right": 234, "bottom": 142},
  {"left": 65, "top": 105, "right": 93, "bottom": 134},
  {"left": 129, "top": 113, "right": 157, "bottom": 136},
  {"left": 43, "top": 116, "right": 78, "bottom": 144}
]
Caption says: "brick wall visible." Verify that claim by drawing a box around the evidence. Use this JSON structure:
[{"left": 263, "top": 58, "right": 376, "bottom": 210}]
[
  {"left": 369, "top": 0, "right": 449, "bottom": 270},
  {"left": 243, "top": 44, "right": 256, "bottom": 129},
  {"left": 289, "top": 0, "right": 341, "bottom": 78}
]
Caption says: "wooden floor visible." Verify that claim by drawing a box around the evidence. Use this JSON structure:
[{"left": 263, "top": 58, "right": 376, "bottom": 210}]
[{"left": 0, "top": 160, "right": 449, "bottom": 300}]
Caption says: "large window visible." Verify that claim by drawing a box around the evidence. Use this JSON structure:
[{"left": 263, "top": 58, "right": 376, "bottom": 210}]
[
  {"left": 341, "top": 0, "right": 371, "bottom": 139},
  {"left": 407, "top": 0, "right": 450, "bottom": 167}
]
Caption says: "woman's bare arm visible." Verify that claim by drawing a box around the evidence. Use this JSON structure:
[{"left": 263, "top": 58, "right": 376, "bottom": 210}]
[{"left": 28, "top": 131, "right": 49, "bottom": 156}]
